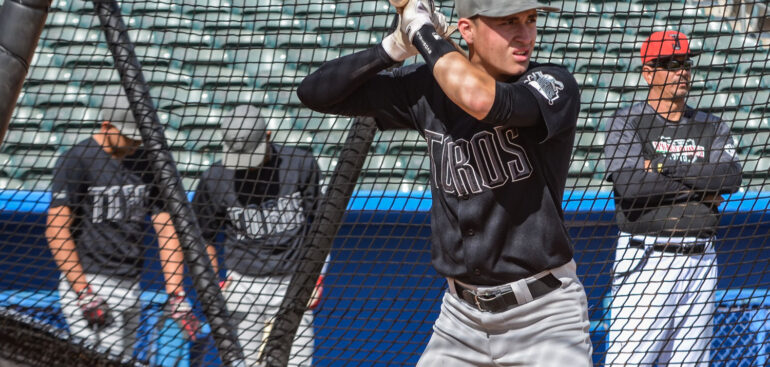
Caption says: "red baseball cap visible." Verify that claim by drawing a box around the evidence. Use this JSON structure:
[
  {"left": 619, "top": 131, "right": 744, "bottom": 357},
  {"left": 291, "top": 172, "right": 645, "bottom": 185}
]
[{"left": 640, "top": 30, "right": 701, "bottom": 64}]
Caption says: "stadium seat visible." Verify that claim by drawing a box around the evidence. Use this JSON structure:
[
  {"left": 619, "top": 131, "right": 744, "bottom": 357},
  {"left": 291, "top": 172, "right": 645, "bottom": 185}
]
[
  {"left": 711, "top": 75, "right": 763, "bottom": 92},
  {"left": 41, "top": 26, "right": 102, "bottom": 48},
  {"left": 0, "top": 177, "right": 24, "bottom": 190},
  {"left": 258, "top": 70, "right": 307, "bottom": 90},
  {"left": 58, "top": 129, "right": 96, "bottom": 150},
  {"left": 122, "top": 0, "right": 178, "bottom": 15},
  {"left": 691, "top": 92, "right": 742, "bottom": 113},
  {"left": 10, "top": 108, "right": 45, "bottom": 130},
  {"left": 6, "top": 150, "right": 59, "bottom": 179},
  {"left": 192, "top": 12, "right": 246, "bottom": 31},
  {"left": 45, "top": 12, "right": 80, "bottom": 28},
  {"left": 312, "top": 131, "right": 349, "bottom": 157},
  {"left": 685, "top": 21, "right": 733, "bottom": 37},
  {"left": 2, "top": 131, "right": 60, "bottom": 153},
  {"left": 171, "top": 151, "right": 212, "bottom": 176},
  {"left": 546, "top": 33, "right": 600, "bottom": 54},
  {"left": 599, "top": 33, "right": 645, "bottom": 55},
  {"left": 123, "top": 29, "right": 158, "bottom": 46},
  {"left": 162, "top": 128, "right": 189, "bottom": 150},
  {"left": 69, "top": 67, "right": 121, "bottom": 85},
  {"left": 345, "top": 0, "right": 392, "bottom": 16},
  {"left": 232, "top": 48, "right": 288, "bottom": 68},
  {"left": 327, "top": 31, "right": 381, "bottom": 48},
  {"left": 694, "top": 53, "right": 736, "bottom": 72},
  {"left": 361, "top": 155, "right": 405, "bottom": 178},
  {"left": 275, "top": 33, "right": 327, "bottom": 48},
  {"left": 374, "top": 130, "right": 426, "bottom": 156},
  {"left": 210, "top": 89, "right": 275, "bottom": 107},
  {"left": 184, "top": 128, "right": 223, "bottom": 152},
  {"left": 143, "top": 67, "right": 194, "bottom": 87},
  {"left": 580, "top": 88, "right": 622, "bottom": 114},
  {"left": 746, "top": 91, "right": 770, "bottom": 114},
  {"left": 285, "top": 48, "right": 341, "bottom": 70},
  {"left": 54, "top": 45, "right": 113, "bottom": 67},
  {"left": 154, "top": 30, "right": 213, "bottom": 47},
  {"left": 26, "top": 67, "right": 71, "bottom": 85},
  {"left": 21, "top": 173, "right": 55, "bottom": 191},
  {"left": 356, "top": 14, "right": 393, "bottom": 32},
  {"left": 166, "top": 106, "right": 224, "bottom": 130},
  {"left": 231, "top": 0, "right": 283, "bottom": 15},
  {"left": 43, "top": 106, "right": 101, "bottom": 131},
  {"left": 271, "top": 130, "right": 314, "bottom": 151},
  {"left": 574, "top": 131, "right": 606, "bottom": 153},
  {"left": 570, "top": 15, "right": 623, "bottom": 35},
  {"left": 537, "top": 15, "right": 571, "bottom": 35},
  {"left": 402, "top": 154, "right": 430, "bottom": 180},
  {"left": 178, "top": 0, "right": 233, "bottom": 15},
  {"left": 617, "top": 15, "right": 665, "bottom": 36},
  {"left": 19, "top": 85, "right": 92, "bottom": 108},
  {"left": 263, "top": 111, "right": 296, "bottom": 132},
  {"left": 739, "top": 131, "right": 770, "bottom": 155},
  {"left": 252, "top": 15, "right": 305, "bottom": 32},
  {"left": 150, "top": 86, "right": 213, "bottom": 110},
  {"left": 193, "top": 65, "right": 252, "bottom": 89},
  {"left": 172, "top": 48, "right": 233, "bottom": 66},
  {"left": 741, "top": 156, "right": 770, "bottom": 178},
  {"left": 212, "top": 31, "right": 275, "bottom": 48},
  {"left": 274, "top": 91, "right": 303, "bottom": 109},
  {"left": 661, "top": 7, "right": 710, "bottom": 22},
  {"left": 572, "top": 53, "right": 627, "bottom": 73},
  {"left": 50, "top": 0, "right": 94, "bottom": 13},
  {"left": 134, "top": 46, "right": 174, "bottom": 67},
  {"left": 295, "top": 116, "right": 352, "bottom": 132},
  {"left": 307, "top": 18, "right": 358, "bottom": 32},
  {"left": 577, "top": 113, "right": 601, "bottom": 131},
  {"left": 721, "top": 111, "right": 770, "bottom": 132},
  {"left": 599, "top": 72, "right": 645, "bottom": 92},
  {"left": 30, "top": 47, "right": 59, "bottom": 69},
  {"left": 291, "top": 2, "right": 345, "bottom": 17},
  {"left": 315, "top": 156, "right": 338, "bottom": 176},
  {"left": 552, "top": 1, "right": 590, "bottom": 14},
  {"left": 595, "top": 2, "right": 644, "bottom": 13},
  {"left": 568, "top": 154, "right": 597, "bottom": 178},
  {"left": 128, "top": 14, "right": 194, "bottom": 31}
]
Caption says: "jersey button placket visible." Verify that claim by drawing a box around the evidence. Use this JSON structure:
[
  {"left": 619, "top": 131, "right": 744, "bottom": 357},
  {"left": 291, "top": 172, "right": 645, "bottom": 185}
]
[{"left": 465, "top": 229, "right": 474, "bottom": 237}]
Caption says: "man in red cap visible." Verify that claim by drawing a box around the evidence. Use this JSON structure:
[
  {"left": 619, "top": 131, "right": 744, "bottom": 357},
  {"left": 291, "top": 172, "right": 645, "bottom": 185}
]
[{"left": 603, "top": 31, "right": 742, "bottom": 366}]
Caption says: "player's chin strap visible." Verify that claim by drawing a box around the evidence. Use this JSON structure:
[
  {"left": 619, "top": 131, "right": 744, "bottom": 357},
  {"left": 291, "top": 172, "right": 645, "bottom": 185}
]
[{"left": 412, "top": 24, "right": 461, "bottom": 71}]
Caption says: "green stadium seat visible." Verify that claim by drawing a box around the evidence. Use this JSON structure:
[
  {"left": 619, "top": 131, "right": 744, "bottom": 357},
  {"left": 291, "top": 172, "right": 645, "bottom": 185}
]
[
  {"left": 402, "top": 155, "right": 430, "bottom": 181},
  {"left": 711, "top": 75, "right": 763, "bottom": 92},
  {"left": 617, "top": 15, "right": 664, "bottom": 36},
  {"left": 574, "top": 131, "right": 607, "bottom": 153},
  {"left": 573, "top": 53, "right": 627, "bottom": 73},
  {"left": 45, "top": 12, "right": 80, "bottom": 27},
  {"left": 537, "top": 15, "right": 571, "bottom": 34},
  {"left": 694, "top": 53, "right": 736, "bottom": 72},
  {"left": 661, "top": 7, "right": 710, "bottom": 22},
  {"left": 192, "top": 12, "right": 246, "bottom": 31},
  {"left": 568, "top": 155, "right": 596, "bottom": 178},
  {"left": 30, "top": 47, "right": 59, "bottom": 69},
  {"left": 258, "top": 71, "right": 307, "bottom": 90},
  {"left": 346, "top": 0, "right": 392, "bottom": 16},
  {"left": 252, "top": 15, "right": 305, "bottom": 32},
  {"left": 570, "top": 15, "right": 623, "bottom": 35},
  {"left": 274, "top": 91, "right": 303, "bottom": 108},
  {"left": 356, "top": 14, "right": 393, "bottom": 32},
  {"left": 21, "top": 173, "right": 55, "bottom": 191},
  {"left": 154, "top": 30, "right": 213, "bottom": 47},
  {"left": 172, "top": 48, "right": 233, "bottom": 66},
  {"left": 19, "top": 85, "right": 92, "bottom": 107},
  {"left": 577, "top": 113, "right": 601, "bottom": 131},
  {"left": 134, "top": 46, "right": 174, "bottom": 67},
  {"left": 162, "top": 128, "right": 189, "bottom": 150},
  {"left": 58, "top": 129, "right": 95, "bottom": 150},
  {"left": 41, "top": 27, "right": 102, "bottom": 48},
  {"left": 307, "top": 18, "right": 358, "bottom": 32},
  {"left": 374, "top": 130, "right": 426, "bottom": 155},
  {"left": 262, "top": 111, "right": 296, "bottom": 132},
  {"left": 211, "top": 32, "right": 275, "bottom": 48},
  {"left": 2, "top": 131, "right": 60, "bottom": 153},
  {"left": 580, "top": 88, "right": 622, "bottom": 113},
  {"left": 594, "top": 2, "right": 644, "bottom": 13},
  {"left": 598, "top": 33, "right": 644, "bottom": 55},
  {"left": 210, "top": 89, "right": 275, "bottom": 107},
  {"left": 296, "top": 115, "right": 352, "bottom": 132},
  {"left": 315, "top": 156, "right": 338, "bottom": 176},
  {"left": 144, "top": 67, "right": 194, "bottom": 87},
  {"left": 291, "top": 3, "right": 344, "bottom": 17},
  {"left": 551, "top": 1, "right": 590, "bottom": 14},
  {"left": 285, "top": 48, "right": 341, "bottom": 69},
  {"left": 739, "top": 132, "right": 770, "bottom": 156},
  {"left": 54, "top": 45, "right": 113, "bottom": 67},
  {"left": 232, "top": 48, "right": 288, "bottom": 66},
  {"left": 691, "top": 92, "right": 742, "bottom": 113},
  {"left": 69, "top": 67, "right": 121, "bottom": 85},
  {"left": 741, "top": 156, "right": 770, "bottom": 178},
  {"left": 26, "top": 67, "right": 71, "bottom": 85},
  {"left": 171, "top": 151, "right": 213, "bottom": 176},
  {"left": 327, "top": 31, "right": 381, "bottom": 48},
  {"left": 0, "top": 153, "right": 12, "bottom": 177},
  {"left": 125, "top": 29, "right": 158, "bottom": 46},
  {"left": 128, "top": 15, "right": 194, "bottom": 31},
  {"left": 746, "top": 91, "right": 770, "bottom": 114},
  {"left": 0, "top": 176, "right": 24, "bottom": 190},
  {"left": 122, "top": 0, "right": 178, "bottom": 15},
  {"left": 6, "top": 150, "right": 59, "bottom": 178},
  {"left": 184, "top": 128, "right": 223, "bottom": 152},
  {"left": 231, "top": 0, "right": 283, "bottom": 15},
  {"left": 599, "top": 72, "right": 645, "bottom": 92},
  {"left": 312, "top": 130, "right": 349, "bottom": 156},
  {"left": 178, "top": 0, "right": 233, "bottom": 15},
  {"left": 271, "top": 130, "right": 314, "bottom": 151},
  {"left": 192, "top": 66, "right": 251, "bottom": 89},
  {"left": 44, "top": 106, "right": 101, "bottom": 131},
  {"left": 361, "top": 155, "right": 405, "bottom": 178},
  {"left": 166, "top": 106, "right": 224, "bottom": 130},
  {"left": 10, "top": 107, "right": 45, "bottom": 130},
  {"left": 721, "top": 111, "right": 770, "bottom": 132},
  {"left": 684, "top": 21, "right": 733, "bottom": 37},
  {"left": 275, "top": 33, "right": 328, "bottom": 48},
  {"left": 150, "top": 86, "right": 213, "bottom": 109},
  {"left": 50, "top": 0, "right": 94, "bottom": 13},
  {"left": 546, "top": 33, "right": 600, "bottom": 53}
]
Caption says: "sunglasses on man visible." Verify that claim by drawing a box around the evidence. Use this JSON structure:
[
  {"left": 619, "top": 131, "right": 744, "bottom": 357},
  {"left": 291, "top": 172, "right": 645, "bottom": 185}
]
[{"left": 646, "top": 58, "right": 694, "bottom": 71}]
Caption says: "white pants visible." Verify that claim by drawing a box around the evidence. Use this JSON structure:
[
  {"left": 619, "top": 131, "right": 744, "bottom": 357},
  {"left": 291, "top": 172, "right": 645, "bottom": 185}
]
[
  {"left": 58, "top": 273, "right": 141, "bottom": 359},
  {"left": 607, "top": 233, "right": 718, "bottom": 367},
  {"left": 417, "top": 260, "right": 593, "bottom": 367},
  {"left": 223, "top": 271, "right": 314, "bottom": 367}
]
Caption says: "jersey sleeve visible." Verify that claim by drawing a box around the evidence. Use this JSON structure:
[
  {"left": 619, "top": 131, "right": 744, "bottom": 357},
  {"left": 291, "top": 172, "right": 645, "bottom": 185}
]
[
  {"left": 516, "top": 65, "right": 580, "bottom": 142},
  {"left": 191, "top": 175, "right": 224, "bottom": 244},
  {"left": 652, "top": 120, "right": 742, "bottom": 194},
  {"left": 604, "top": 113, "right": 694, "bottom": 204},
  {"left": 50, "top": 150, "right": 83, "bottom": 208},
  {"left": 297, "top": 45, "right": 428, "bottom": 131}
]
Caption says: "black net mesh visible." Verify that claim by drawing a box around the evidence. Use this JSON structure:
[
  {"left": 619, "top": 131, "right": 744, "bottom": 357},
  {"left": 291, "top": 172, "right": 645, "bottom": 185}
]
[{"left": 0, "top": 0, "right": 769, "bottom": 365}]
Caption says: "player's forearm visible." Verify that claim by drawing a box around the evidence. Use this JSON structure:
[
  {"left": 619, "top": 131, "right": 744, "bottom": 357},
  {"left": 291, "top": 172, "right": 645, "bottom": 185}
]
[
  {"left": 653, "top": 158, "right": 743, "bottom": 193},
  {"left": 206, "top": 244, "right": 219, "bottom": 275},
  {"left": 153, "top": 213, "right": 185, "bottom": 295},
  {"left": 611, "top": 170, "right": 694, "bottom": 203},
  {"left": 297, "top": 45, "right": 396, "bottom": 114},
  {"left": 45, "top": 209, "right": 87, "bottom": 294}
]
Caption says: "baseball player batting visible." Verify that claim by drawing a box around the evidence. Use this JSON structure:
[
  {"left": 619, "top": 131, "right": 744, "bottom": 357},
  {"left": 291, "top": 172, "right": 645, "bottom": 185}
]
[
  {"left": 297, "top": 0, "right": 593, "bottom": 365},
  {"left": 604, "top": 31, "right": 743, "bottom": 366}
]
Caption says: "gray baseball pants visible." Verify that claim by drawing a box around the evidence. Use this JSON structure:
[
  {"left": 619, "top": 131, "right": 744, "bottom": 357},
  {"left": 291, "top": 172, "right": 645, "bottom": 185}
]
[
  {"left": 58, "top": 273, "right": 141, "bottom": 359},
  {"left": 416, "top": 260, "right": 593, "bottom": 367},
  {"left": 223, "top": 271, "right": 314, "bottom": 367}
]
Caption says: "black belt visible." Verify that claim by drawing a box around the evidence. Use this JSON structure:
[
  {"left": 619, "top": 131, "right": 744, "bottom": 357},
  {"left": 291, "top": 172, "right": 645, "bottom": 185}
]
[
  {"left": 629, "top": 238, "right": 706, "bottom": 255},
  {"left": 453, "top": 273, "right": 562, "bottom": 313}
]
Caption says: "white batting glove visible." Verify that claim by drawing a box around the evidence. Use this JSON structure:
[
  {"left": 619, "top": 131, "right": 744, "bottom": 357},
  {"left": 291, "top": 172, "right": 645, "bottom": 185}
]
[
  {"left": 382, "top": 10, "right": 456, "bottom": 62},
  {"left": 401, "top": 0, "right": 434, "bottom": 42}
]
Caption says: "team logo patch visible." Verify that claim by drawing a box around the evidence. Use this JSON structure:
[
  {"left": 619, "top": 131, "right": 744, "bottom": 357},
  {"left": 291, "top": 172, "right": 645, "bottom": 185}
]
[{"left": 525, "top": 71, "right": 564, "bottom": 105}]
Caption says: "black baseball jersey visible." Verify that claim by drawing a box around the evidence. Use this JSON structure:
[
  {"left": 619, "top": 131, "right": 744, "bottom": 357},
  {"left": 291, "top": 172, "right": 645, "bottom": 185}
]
[
  {"left": 604, "top": 102, "right": 742, "bottom": 237},
  {"left": 192, "top": 144, "right": 321, "bottom": 277},
  {"left": 50, "top": 138, "right": 163, "bottom": 279},
  {"left": 298, "top": 47, "right": 580, "bottom": 285}
]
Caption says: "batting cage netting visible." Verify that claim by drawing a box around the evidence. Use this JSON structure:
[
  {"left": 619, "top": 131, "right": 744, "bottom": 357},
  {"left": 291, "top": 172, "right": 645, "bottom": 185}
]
[{"left": 0, "top": 0, "right": 768, "bottom": 365}]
